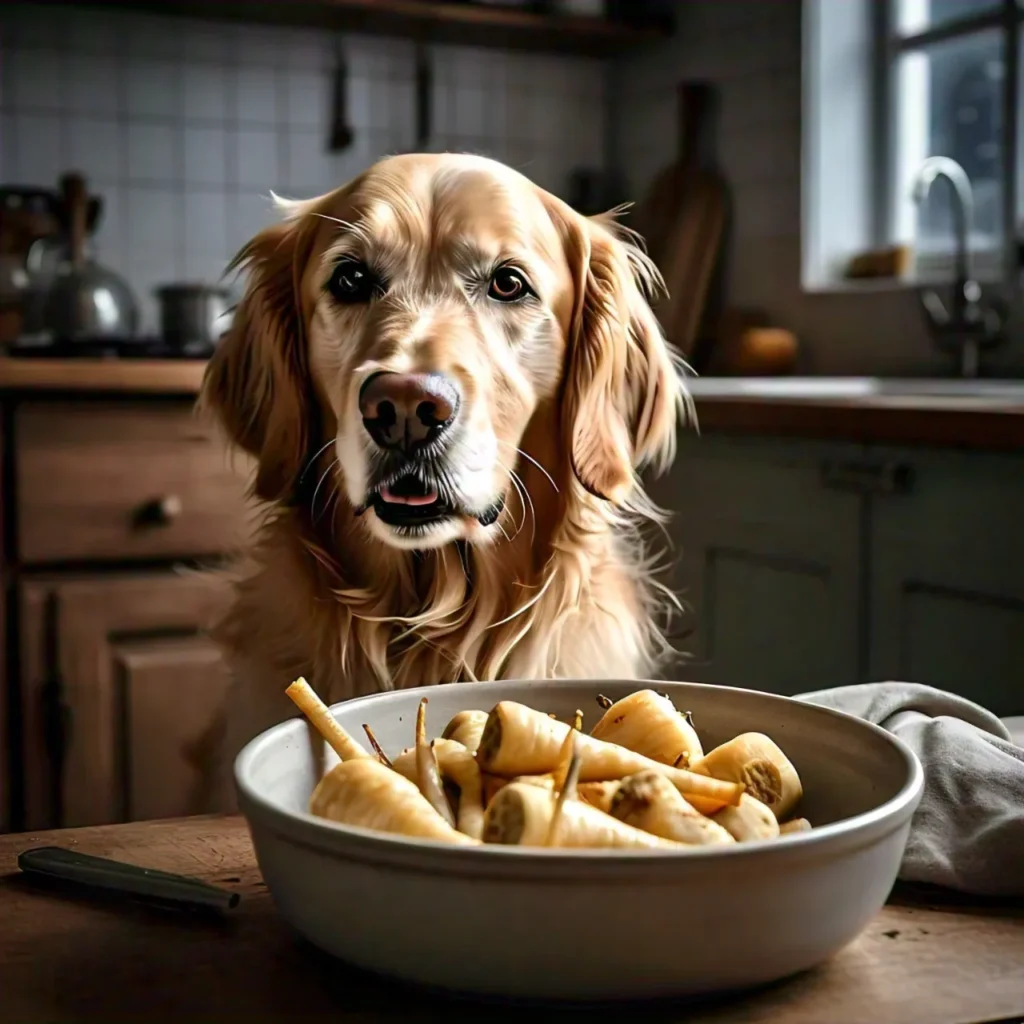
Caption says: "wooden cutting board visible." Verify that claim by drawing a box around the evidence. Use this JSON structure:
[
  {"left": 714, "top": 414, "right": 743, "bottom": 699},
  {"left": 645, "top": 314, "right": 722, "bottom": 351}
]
[{"left": 632, "top": 82, "right": 729, "bottom": 368}]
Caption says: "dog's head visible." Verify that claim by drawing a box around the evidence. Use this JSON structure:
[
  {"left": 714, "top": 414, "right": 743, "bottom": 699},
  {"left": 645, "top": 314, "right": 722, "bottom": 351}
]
[{"left": 203, "top": 153, "right": 685, "bottom": 551}]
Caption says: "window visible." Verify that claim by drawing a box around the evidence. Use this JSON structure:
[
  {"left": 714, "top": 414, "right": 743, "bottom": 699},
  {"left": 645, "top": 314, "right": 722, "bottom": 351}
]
[
  {"left": 886, "top": 0, "right": 1015, "bottom": 273},
  {"left": 803, "top": 0, "right": 1023, "bottom": 288}
]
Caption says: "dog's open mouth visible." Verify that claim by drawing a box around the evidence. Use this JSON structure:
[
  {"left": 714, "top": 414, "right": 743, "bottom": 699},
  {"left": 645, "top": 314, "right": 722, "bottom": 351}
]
[
  {"left": 369, "top": 472, "right": 453, "bottom": 528},
  {"left": 365, "top": 467, "right": 505, "bottom": 533}
]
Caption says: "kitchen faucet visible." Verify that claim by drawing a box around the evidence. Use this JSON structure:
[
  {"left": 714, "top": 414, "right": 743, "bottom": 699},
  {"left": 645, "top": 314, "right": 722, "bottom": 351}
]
[{"left": 911, "top": 156, "right": 1006, "bottom": 378}]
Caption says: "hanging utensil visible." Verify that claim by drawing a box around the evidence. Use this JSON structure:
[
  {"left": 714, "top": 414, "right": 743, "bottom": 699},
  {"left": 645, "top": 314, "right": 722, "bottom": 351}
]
[
  {"left": 328, "top": 37, "right": 354, "bottom": 152},
  {"left": 415, "top": 42, "right": 432, "bottom": 150}
]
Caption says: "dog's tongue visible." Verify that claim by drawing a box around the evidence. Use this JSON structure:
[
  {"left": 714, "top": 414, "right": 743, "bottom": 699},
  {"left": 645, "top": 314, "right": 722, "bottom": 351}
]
[{"left": 380, "top": 484, "right": 438, "bottom": 506}]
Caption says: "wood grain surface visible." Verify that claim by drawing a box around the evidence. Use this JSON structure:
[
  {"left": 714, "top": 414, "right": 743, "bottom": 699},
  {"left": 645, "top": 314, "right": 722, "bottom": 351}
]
[
  {"left": 3, "top": 357, "right": 1024, "bottom": 451},
  {"left": 0, "top": 357, "right": 209, "bottom": 394},
  {"left": 15, "top": 402, "right": 254, "bottom": 563},
  {"left": 1, "top": 816, "right": 1022, "bottom": 1024}
]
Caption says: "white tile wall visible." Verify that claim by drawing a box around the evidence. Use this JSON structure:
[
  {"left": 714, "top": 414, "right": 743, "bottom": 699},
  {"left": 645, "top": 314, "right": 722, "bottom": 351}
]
[
  {"left": 1, "top": 2, "right": 606, "bottom": 334},
  {"left": 609, "top": 0, "right": 1024, "bottom": 376}
]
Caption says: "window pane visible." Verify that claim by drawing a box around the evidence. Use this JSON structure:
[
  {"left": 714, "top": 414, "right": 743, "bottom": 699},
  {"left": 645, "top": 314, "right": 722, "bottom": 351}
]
[
  {"left": 897, "top": 0, "right": 999, "bottom": 37},
  {"left": 1018, "top": 28, "right": 1024, "bottom": 228},
  {"left": 893, "top": 30, "right": 1003, "bottom": 250}
]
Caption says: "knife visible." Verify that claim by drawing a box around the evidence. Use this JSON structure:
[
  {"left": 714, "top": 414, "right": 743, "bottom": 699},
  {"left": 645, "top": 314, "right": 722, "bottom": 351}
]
[{"left": 18, "top": 846, "right": 240, "bottom": 914}]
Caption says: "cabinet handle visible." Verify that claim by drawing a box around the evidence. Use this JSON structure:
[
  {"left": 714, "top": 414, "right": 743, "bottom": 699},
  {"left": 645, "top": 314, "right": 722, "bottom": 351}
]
[
  {"left": 821, "top": 459, "right": 913, "bottom": 495},
  {"left": 133, "top": 494, "right": 183, "bottom": 528}
]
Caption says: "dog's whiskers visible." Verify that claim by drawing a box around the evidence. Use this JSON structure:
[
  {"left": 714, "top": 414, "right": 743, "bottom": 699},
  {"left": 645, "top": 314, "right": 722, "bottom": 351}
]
[
  {"left": 300, "top": 438, "right": 337, "bottom": 483},
  {"left": 497, "top": 440, "right": 558, "bottom": 494},
  {"left": 509, "top": 468, "right": 537, "bottom": 546},
  {"left": 494, "top": 454, "right": 527, "bottom": 541},
  {"left": 311, "top": 458, "right": 339, "bottom": 522}
]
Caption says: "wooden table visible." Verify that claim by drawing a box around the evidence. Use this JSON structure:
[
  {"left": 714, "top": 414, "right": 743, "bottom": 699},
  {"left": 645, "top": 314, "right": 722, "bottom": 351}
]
[{"left": 2, "top": 816, "right": 1022, "bottom": 1024}]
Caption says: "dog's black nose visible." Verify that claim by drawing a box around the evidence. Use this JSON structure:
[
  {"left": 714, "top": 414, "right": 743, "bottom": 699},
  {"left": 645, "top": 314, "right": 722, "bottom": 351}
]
[{"left": 359, "top": 372, "right": 461, "bottom": 451}]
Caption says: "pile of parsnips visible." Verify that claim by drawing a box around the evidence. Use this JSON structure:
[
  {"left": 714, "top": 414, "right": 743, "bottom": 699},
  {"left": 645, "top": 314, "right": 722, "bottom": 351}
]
[{"left": 286, "top": 679, "right": 811, "bottom": 850}]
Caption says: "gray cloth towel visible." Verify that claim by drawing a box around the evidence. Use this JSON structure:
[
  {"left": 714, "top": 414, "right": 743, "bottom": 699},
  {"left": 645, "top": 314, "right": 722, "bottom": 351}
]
[{"left": 795, "top": 682, "right": 1024, "bottom": 897}]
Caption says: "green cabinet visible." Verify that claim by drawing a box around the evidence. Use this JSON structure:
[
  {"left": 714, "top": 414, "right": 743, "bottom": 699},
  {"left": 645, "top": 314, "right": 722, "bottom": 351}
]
[
  {"left": 652, "top": 435, "right": 1024, "bottom": 716},
  {"left": 649, "top": 436, "right": 863, "bottom": 695},
  {"left": 867, "top": 447, "right": 1024, "bottom": 717}
]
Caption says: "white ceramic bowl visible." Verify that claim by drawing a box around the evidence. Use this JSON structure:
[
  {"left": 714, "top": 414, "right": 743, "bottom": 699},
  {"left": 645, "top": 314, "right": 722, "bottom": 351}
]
[{"left": 235, "top": 679, "right": 923, "bottom": 1001}]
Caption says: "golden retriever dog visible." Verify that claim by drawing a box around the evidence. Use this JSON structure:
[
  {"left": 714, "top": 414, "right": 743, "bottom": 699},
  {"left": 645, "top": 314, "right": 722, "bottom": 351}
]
[{"left": 200, "top": 153, "right": 690, "bottom": 779}]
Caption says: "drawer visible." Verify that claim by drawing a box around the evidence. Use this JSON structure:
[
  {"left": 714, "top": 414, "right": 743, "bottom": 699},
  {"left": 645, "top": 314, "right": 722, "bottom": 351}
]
[{"left": 16, "top": 402, "right": 255, "bottom": 563}]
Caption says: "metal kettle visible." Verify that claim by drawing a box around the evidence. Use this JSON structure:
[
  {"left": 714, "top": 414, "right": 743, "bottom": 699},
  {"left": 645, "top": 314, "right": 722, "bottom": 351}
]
[{"left": 38, "top": 172, "right": 138, "bottom": 342}]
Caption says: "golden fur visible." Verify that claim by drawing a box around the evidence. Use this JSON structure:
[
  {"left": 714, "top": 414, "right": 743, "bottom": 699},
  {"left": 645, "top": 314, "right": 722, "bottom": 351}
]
[{"left": 199, "top": 153, "right": 691, "bottom": 776}]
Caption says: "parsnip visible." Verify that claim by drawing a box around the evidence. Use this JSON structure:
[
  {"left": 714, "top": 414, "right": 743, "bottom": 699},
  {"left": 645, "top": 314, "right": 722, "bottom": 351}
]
[
  {"left": 712, "top": 793, "right": 780, "bottom": 842},
  {"left": 506, "top": 775, "right": 617, "bottom": 813},
  {"left": 415, "top": 698, "right": 456, "bottom": 829},
  {"left": 610, "top": 771, "right": 735, "bottom": 846},
  {"left": 590, "top": 690, "right": 703, "bottom": 767},
  {"left": 287, "top": 679, "right": 473, "bottom": 844},
  {"left": 552, "top": 709, "right": 584, "bottom": 792},
  {"left": 482, "top": 772, "right": 509, "bottom": 807},
  {"left": 391, "top": 738, "right": 484, "bottom": 840},
  {"left": 545, "top": 733, "right": 583, "bottom": 846},
  {"left": 441, "top": 710, "right": 488, "bottom": 753},
  {"left": 779, "top": 817, "right": 812, "bottom": 835},
  {"left": 310, "top": 759, "right": 477, "bottom": 844},
  {"left": 477, "top": 701, "right": 743, "bottom": 808},
  {"left": 361, "top": 724, "right": 392, "bottom": 767},
  {"left": 578, "top": 781, "right": 620, "bottom": 814},
  {"left": 483, "top": 781, "right": 682, "bottom": 849},
  {"left": 691, "top": 732, "right": 802, "bottom": 820},
  {"left": 514, "top": 774, "right": 554, "bottom": 790},
  {"left": 285, "top": 678, "right": 370, "bottom": 762}
]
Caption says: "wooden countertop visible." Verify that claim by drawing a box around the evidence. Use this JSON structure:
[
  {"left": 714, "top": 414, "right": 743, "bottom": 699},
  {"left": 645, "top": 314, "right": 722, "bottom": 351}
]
[
  {"left": 692, "top": 391, "right": 1024, "bottom": 451},
  {"left": 1, "top": 358, "right": 1023, "bottom": 451},
  {"left": 0, "top": 357, "right": 208, "bottom": 395},
  {"left": 2, "top": 815, "right": 1022, "bottom": 1024}
]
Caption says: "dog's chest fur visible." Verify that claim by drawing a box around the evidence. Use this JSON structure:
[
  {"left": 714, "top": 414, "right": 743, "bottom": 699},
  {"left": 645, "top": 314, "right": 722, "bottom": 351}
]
[{"left": 213, "top": 513, "right": 668, "bottom": 773}]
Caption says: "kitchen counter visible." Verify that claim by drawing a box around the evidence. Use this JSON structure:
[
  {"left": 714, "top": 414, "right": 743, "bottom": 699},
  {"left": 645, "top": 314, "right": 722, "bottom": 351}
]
[
  {"left": 687, "top": 377, "right": 1024, "bottom": 451},
  {"left": 1, "top": 815, "right": 1022, "bottom": 1024},
  {"left": 0, "top": 356, "right": 208, "bottom": 394},
  {"left": 1, "top": 359, "right": 1023, "bottom": 450}
]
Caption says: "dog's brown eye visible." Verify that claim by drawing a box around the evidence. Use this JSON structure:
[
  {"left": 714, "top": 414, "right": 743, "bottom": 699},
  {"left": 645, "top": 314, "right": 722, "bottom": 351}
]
[
  {"left": 488, "top": 267, "right": 530, "bottom": 302},
  {"left": 327, "top": 258, "right": 381, "bottom": 304}
]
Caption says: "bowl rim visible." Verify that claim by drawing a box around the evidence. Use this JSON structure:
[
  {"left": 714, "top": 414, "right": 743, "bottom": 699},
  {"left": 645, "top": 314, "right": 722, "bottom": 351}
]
[{"left": 234, "top": 678, "right": 925, "bottom": 871}]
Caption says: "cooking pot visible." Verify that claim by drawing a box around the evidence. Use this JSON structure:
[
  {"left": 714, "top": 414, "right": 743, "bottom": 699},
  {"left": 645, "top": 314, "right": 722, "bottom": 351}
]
[{"left": 155, "top": 283, "right": 233, "bottom": 351}]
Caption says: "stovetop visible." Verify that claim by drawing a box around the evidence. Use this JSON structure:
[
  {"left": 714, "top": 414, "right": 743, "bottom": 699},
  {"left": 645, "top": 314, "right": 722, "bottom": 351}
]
[{"left": 3, "top": 337, "right": 216, "bottom": 360}]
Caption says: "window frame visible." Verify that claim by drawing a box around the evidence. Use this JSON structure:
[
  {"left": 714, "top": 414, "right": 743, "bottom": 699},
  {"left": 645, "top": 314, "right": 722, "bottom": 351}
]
[{"left": 875, "top": 0, "right": 1022, "bottom": 280}]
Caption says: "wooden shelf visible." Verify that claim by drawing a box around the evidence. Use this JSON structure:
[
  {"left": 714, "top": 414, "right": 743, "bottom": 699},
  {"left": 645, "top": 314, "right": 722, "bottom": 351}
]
[{"left": 63, "top": 0, "right": 668, "bottom": 57}]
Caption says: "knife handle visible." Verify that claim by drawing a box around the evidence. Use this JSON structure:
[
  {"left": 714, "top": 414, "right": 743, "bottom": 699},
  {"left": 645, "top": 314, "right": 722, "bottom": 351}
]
[{"left": 18, "top": 846, "right": 240, "bottom": 913}]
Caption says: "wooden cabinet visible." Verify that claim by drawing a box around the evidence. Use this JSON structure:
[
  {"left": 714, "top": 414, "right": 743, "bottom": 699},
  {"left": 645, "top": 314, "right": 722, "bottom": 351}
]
[
  {"left": 652, "top": 436, "right": 863, "bottom": 694},
  {"left": 659, "top": 435, "right": 1024, "bottom": 715},
  {"left": 867, "top": 447, "right": 1024, "bottom": 717},
  {"left": 0, "top": 386, "right": 253, "bottom": 835},
  {"left": 0, "top": 411, "right": 7, "bottom": 834},
  {"left": 16, "top": 403, "right": 254, "bottom": 564},
  {"left": 0, "top": 574, "right": 7, "bottom": 835},
  {"left": 19, "top": 572, "right": 235, "bottom": 830}
]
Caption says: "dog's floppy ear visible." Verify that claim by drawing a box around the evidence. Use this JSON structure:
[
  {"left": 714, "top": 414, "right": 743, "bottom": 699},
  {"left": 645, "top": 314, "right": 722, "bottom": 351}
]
[
  {"left": 200, "top": 202, "right": 323, "bottom": 505},
  {"left": 557, "top": 206, "right": 685, "bottom": 505}
]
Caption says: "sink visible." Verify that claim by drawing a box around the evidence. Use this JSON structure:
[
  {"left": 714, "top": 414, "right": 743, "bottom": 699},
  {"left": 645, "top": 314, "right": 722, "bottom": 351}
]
[{"left": 685, "top": 376, "right": 1024, "bottom": 402}]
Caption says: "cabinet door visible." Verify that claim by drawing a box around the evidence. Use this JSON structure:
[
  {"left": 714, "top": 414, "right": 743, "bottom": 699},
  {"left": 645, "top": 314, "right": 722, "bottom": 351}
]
[
  {"left": 1, "top": 410, "right": 7, "bottom": 833},
  {"left": 648, "top": 435, "right": 863, "bottom": 695},
  {"left": 20, "top": 572, "right": 234, "bottom": 829},
  {"left": 114, "top": 637, "right": 234, "bottom": 823},
  {"left": 868, "top": 447, "right": 1024, "bottom": 716},
  {"left": 1, "top": 573, "right": 7, "bottom": 834}
]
